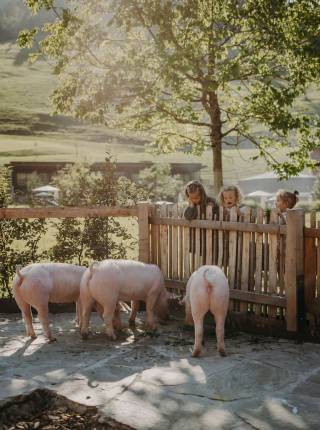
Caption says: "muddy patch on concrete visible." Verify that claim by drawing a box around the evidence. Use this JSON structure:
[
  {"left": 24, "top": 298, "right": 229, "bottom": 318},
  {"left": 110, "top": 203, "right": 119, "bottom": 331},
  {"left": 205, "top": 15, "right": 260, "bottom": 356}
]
[{"left": 0, "top": 388, "right": 135, "bottom": 430}]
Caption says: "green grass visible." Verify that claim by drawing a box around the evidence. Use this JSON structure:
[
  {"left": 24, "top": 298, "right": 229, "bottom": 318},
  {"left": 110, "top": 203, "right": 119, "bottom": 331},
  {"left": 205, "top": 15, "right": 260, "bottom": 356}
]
[{"left": 12, "top": 217, "right": 139, "bottom": 261}]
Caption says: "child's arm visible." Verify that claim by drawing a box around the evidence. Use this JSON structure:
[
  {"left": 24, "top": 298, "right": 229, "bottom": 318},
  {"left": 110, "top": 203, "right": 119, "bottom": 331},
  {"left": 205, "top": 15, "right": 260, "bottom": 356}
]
[{"left": 184, "top": 201, "right": 198, "bottom": 220}]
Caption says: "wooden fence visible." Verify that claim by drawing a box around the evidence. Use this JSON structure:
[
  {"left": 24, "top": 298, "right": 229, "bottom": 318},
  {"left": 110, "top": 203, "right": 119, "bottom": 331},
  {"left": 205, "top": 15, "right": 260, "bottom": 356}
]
[
  {"left": 1, "top": 203, "right": 320, "bottom": 338},
  {"left": 149, "top": 203, "right": 319, "bottom": 338}
]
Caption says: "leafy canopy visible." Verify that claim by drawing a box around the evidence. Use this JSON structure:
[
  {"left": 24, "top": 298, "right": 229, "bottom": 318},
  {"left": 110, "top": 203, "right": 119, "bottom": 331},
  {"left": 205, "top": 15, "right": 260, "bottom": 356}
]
[{"left": 20, "top": 0, "right": 320, "bottom": 181}]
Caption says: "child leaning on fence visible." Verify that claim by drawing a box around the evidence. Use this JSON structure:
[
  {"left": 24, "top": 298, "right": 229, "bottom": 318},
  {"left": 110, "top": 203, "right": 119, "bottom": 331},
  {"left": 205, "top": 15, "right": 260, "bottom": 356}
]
[
  {"left": 183, "top": 180, "right": 219, "bottom": 259},
  {"left": 217, "top": 185, "right": 245, "bottom": 217},
  {"left": 275, "top": 189, "right": 299, "bottom": 223},
  {"left": 184, "top": 180, "right": 219, "bottom": 220},
  {"left": 275, "top": 190, "right": 299, "bottom": 279}
]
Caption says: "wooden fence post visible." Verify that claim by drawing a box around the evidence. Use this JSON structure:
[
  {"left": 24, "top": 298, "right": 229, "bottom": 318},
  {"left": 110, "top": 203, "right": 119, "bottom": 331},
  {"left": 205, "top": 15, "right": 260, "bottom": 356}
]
[
  {"left": 138, "top": 202, "right": 150, "bottom": 263},
  {"left": 285, "top": 208, "right": 305, "bottom": 332}
]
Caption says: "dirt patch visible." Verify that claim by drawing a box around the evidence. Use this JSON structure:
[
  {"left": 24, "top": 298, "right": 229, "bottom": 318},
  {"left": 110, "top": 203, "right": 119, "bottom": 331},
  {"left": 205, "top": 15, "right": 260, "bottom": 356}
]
[{"left": 0, "top": 389, "right": 135, "bottom": 430}]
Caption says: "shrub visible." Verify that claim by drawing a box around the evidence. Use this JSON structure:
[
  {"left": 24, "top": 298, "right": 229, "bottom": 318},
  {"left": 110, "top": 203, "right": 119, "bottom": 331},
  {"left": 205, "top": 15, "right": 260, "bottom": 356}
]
[
  {"left": 49, "top": 155, "right": 148, "bottom": 265},
  {"left": 0, "top": 166, "right": 47, "bottom": 298}
]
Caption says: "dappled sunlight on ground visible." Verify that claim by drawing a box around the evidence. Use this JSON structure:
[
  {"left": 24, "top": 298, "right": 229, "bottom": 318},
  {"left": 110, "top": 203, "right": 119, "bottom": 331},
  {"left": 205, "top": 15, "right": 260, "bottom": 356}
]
[{"left": 1, "top": 312, "right": 320, "bottom": 429}]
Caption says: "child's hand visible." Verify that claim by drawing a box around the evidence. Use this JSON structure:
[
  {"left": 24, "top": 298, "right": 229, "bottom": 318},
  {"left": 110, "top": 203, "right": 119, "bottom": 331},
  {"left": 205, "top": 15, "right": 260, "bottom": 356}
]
[{"left": 188, "top": 198, "right": 195, "bottom": 207}]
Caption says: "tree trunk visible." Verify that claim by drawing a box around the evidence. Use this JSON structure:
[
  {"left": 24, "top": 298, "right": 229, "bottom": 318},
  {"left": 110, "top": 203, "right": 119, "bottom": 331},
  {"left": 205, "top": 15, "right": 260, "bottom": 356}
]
[
  {"left": 209, "top": 92, "right": 223, "bottom": 195},
  {"left": 212, "top": 135, "right": 223, "bottom": 195}
]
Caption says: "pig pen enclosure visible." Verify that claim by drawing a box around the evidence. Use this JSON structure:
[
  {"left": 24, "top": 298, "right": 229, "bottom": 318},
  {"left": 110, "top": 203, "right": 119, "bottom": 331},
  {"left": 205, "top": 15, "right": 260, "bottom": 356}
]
[{"left": 1, "top": 203, "right": 320, "bottom": 429}]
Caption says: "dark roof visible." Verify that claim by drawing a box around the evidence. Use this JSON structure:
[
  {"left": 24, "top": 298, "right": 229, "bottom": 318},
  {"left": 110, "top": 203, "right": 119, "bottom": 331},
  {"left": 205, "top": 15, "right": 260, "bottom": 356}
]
[{"left": 6, "top": 161, "right": 204, "bottom": 173}]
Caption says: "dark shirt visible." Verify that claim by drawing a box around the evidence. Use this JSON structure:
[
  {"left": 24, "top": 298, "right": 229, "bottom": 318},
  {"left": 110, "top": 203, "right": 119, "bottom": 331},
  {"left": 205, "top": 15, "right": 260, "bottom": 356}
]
[{"left": 184, "top": 197, "right": 219, "bottom": 220}]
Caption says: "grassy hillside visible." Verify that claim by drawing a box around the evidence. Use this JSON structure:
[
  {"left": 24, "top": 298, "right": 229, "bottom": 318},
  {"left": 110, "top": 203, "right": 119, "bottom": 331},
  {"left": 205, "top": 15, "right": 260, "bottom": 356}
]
[{"left": 0, "top": 42, "right": 317, "bottom": 191}]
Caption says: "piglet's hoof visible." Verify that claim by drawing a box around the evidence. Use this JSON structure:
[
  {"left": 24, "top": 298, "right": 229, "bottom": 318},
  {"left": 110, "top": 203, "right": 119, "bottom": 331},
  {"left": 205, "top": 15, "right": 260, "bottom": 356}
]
[
  {"left": 129, "top": 319, "right": 136, "bottom": 328},
  {"left": 219, "top": 349, "right": 227, "bottom": 357},
  {"left": 48, "top": 337, "right": 57, "bottom": 343},
  {"left": 81, "top": 332, "right": 89, "bottom": 340},
  {"left": 192, "top": 348, "right": 201, "bottom": 358},
  {"left": 107, "top": 333, "right": 117, "bottom": 341}
]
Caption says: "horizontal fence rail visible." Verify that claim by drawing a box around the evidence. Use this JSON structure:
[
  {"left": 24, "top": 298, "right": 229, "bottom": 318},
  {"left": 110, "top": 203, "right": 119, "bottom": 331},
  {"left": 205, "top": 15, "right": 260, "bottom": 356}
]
[{"left": 150, "top": 217, "right": 287, "bottom": 234}]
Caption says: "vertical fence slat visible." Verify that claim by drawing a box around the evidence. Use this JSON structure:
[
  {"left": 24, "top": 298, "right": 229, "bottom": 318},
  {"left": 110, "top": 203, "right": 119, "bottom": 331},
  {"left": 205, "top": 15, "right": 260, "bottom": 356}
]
[
  {"left": 172, "top": 204, "right": 179, "bottom": 279},
  {"left": 304, "top": 211, "right": 317, "bottom": 311},
  {"left": 183, "top": 223, "right": 190, "bottom": 280},
  {"left": 194, "top": 207, "right": 201, "bottom": 270},
  {"left": 206, "top": 206, "right": 213, "bottom": 265},
  {"left": 156, "top": 204, "right": 161, "bottom": 268},
  {"left": 268, "top": 209, "right": 279, "bottom": 318},
  {"left": 178, "top": 205, "right": 184, "bottom": 279},
  {"left": 149, "top": 204, "right": 156, "bottom": 264},
  {"left": 228, "top": 207, "right": 238, "bottom": 289},
  {"left": 249, "top": 209, "right": 256, "bottom": 294},
  {"left": 255, "top": 208, "right": 264, "bottom": 293},
  {"left": 285, "top": 209, "right": 305, "bottom": 332},
  {"left": 160, "top": 204, "right": 168, "bottom": 278},
  {"left": 138, "top": 202, "right": 150, "bottom": 263},
  {"left": 269, "top": 209, "right": 279, "bottom": 294},
  {"left": 218, "top": 207, "right": 224, "bottom": 267},
  {"left": 240, "top": 208, "right": 251, "bottom": 313},
  {"left": 213, "top": 213, "right": 218, "bottom": 265},
  {"left": 279, "top": 215, "right": 286, "bottom": 297}
]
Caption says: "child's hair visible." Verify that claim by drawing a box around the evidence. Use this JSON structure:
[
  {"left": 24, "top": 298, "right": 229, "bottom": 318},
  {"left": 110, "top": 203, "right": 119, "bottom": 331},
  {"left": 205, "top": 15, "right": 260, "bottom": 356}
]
[
  {"left": 185, "top": 180, "right": 208, "bottom": 204},
  {"left": 276, "top": 189, "right": 299, "bottom": 209},
  {"left": 217, "top": 185, "right": 243, "bottom": 206}
]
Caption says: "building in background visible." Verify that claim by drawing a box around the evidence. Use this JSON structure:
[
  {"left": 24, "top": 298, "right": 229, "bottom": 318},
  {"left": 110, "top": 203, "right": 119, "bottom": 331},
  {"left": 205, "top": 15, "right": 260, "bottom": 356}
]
[{"left": 6, "top": 161, "right": 203, "bottom": 193}]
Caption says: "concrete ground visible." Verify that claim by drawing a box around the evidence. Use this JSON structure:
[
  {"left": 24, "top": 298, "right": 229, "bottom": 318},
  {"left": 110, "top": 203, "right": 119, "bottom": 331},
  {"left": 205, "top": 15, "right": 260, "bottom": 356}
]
[{"left": 1, "top": 311, "right": 320, "bottom": 430}]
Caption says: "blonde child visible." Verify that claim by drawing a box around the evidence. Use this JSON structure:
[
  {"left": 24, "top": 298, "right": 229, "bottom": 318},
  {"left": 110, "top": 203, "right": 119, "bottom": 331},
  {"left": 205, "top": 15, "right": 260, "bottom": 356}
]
[
  {"left": 275, "top": 189, "right": 299, "bottom": 223},
  {"left": 217, "top": 185, "right": 244, "bottom": 216}
]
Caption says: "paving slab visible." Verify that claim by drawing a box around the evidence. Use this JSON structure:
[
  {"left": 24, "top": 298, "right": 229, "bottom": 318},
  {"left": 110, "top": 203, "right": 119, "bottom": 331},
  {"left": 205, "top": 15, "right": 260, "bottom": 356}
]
[{"left": 0, "top": 312, "right": 320, "bottom": 429}]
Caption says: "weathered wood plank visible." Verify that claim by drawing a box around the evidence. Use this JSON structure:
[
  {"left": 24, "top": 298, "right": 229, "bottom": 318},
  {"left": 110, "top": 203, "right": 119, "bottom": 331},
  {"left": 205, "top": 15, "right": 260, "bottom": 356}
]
[
  {"left": 279, "top": 214, "right": 286, "bottom": 296},
  {"left": 183, "top": 224, "right": 190, "bottom": 280},
  {"left": 285, "top": 209, "right": 305, "bottom": 332},
  {"left": 205, "top": 206, "right": 213, "bottom": 265},
  {"left": 268, "top": 209, "right": 279, "bottom": 318},
  {"left": 254, "top": 208, "right": 264, "bottom": 294},
  {"left": 195, "top": 206, "right": 201, "bottom": 270},
  {"left": 138, "top": 203, "right": 150, "bottom": 264},
  {"left": 240, "top": 208, "right": 251, "bottom": 313},
  {"left": 218, "top": 207, "right": 224, "bottom": 268},
  {"left": 149, "top": 204, "right": 157, "bottom": 264},
  {"left": 165, "top": 279, "right": 286, "bottom": 307},
  {"left": 160, "top": 205, "right": 169, "bottom": 278},
  {"left": 172, "top": 204, "right": 179, "bottom": 279},
  {"left": 149, "top": 216, "right": 287, "bottom": 234},
  {"left": 178, "top": 205, "right": 184, "bottom": 279},
  {"left": 228, "top": 207, "right": 238, "bottom": 289},
  {"left": 304, "top": 234, "right": 317, "bottom": 311}
]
